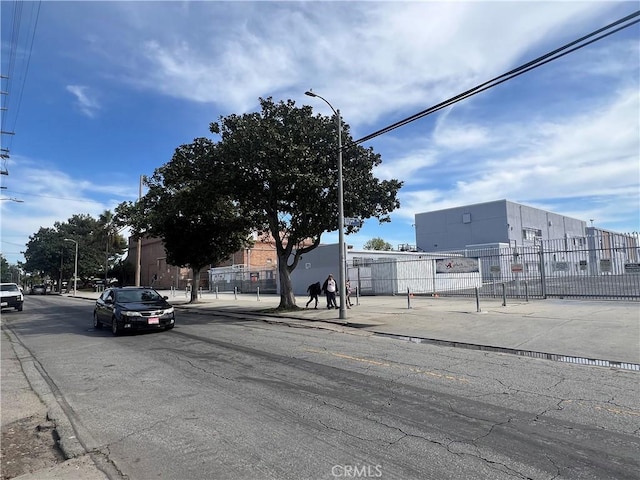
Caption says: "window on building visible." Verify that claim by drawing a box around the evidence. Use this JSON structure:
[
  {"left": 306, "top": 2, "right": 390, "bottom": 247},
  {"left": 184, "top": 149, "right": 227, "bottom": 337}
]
[
  {"left": 352, "top": 257, "right": 373, "bottom": 267},
  {"left": 522, "top": 228, "right": 542, "bottom": 241}
]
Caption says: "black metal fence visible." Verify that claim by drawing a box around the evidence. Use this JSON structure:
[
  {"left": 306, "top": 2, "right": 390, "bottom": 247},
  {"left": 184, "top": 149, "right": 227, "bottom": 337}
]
[
  {"left": 209, "top": 266, "right": 278, "bottom": 294},
  {"left": 348, "top": 232, "right": 640, "bottom": 301},
  {"left": 207, "top": 233, "right": 639, "bottom": 301}
]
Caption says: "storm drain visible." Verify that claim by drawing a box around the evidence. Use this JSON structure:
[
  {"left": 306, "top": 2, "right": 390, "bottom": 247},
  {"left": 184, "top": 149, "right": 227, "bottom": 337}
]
[{"left": 373, "top": 333, "right": 640, "bottom": 371}]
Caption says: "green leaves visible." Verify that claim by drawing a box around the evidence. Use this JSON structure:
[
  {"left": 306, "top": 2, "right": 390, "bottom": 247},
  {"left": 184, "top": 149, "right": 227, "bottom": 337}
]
[
  {"left": 211, "top": 97, "right": 403, "bottom": 307},
  {"left": 115, "top": 138, "right": 254, "bottom": 294},
  {"left": 22, "top": 212, "right": 127, "bottom": 284},
  {"left": 116, "top": 96, "right": 402, "bottom": 307}
]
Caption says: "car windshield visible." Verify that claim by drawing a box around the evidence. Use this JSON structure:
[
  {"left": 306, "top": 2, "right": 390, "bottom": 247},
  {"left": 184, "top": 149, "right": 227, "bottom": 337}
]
[
  {"left": 116, "top": 289, "right": 163, "bottom": 303},
  {"left": 1, "top": 284, "right": 19, "bottom": 292}
]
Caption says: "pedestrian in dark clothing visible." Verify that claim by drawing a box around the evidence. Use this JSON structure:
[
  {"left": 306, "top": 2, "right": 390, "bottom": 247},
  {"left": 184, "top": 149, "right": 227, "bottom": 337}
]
[
  {"left": 305, "top": 282, "right": 321, "bottom": 309},
  {"left": 322, "top": 274, "right": 338, "bottom": 309}
]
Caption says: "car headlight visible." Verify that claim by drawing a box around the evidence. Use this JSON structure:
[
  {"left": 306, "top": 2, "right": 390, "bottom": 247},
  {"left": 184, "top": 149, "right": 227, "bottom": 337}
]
[
  {"left": 164, "top": 307, "right": 174, "bottom": 315},
  {"left": 121, "top": 311, "right": 142, "bottom": 317}
]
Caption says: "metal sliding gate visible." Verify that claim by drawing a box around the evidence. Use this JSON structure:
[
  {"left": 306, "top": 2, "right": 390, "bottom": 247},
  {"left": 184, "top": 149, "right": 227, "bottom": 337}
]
[{"left": 434, "top": 233, "right": 640, "bottom": 300}]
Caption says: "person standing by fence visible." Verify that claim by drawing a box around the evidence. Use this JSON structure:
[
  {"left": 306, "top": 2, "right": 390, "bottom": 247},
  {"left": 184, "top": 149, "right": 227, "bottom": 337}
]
[{"left": 345, "top": 280, "right": 353, "bottom": 308}]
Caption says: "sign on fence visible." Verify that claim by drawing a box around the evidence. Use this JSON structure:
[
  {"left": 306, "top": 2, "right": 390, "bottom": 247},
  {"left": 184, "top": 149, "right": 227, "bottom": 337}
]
[
  {"left": 436, "top": 257, "right": 479, "bottom": 274},
  {"left": 553, "top": 261, "right": 569, "bottom": 272}
]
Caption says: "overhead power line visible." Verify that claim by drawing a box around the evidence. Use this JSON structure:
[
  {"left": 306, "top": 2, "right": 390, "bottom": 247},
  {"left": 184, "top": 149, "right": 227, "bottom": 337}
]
[
  {"left": 352, "top": 10, "right": 640, "bottom": 146},
  {"left": 1, "top": 1, "right": 41, "bottom": 155}
]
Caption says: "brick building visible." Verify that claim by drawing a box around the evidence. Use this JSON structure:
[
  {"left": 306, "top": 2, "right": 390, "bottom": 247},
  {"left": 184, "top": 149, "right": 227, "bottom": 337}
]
[{"left": 127, "top": 233, "right": 292, "bottom": 290}]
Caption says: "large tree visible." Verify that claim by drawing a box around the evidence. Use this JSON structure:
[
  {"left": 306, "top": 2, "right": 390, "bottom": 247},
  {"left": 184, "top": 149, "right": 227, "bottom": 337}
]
[
  {"left": 23, "top": 213, "right": 127, "bottom": 287},
  {"left": 115, "top": 138, "right": 254, "bottom": 303},
  {"left": 211, "top": 97, "right": 403, "bottom": 309}
]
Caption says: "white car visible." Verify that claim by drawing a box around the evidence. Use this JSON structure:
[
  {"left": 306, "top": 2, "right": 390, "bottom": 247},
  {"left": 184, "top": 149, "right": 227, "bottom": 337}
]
[{"left": 0, "top": 283, "right": 24, "bottom": 311}]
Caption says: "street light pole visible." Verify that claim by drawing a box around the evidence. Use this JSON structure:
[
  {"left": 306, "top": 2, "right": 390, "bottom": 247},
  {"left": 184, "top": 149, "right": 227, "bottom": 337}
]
[
  {"left": 64, "top": 238, "right": 78, "bottom": 297},
  {"left": 135, "top": 175, "right": 143, "bottom": 287},
  {"left": 305, "top": 90, "right": 347, "bottom": 320}
]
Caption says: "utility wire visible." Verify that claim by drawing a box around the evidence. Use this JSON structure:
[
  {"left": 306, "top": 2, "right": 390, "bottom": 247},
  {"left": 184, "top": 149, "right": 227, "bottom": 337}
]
[
  {"left": 1, "top": 1, "right": 41, "bottom": 152},
  {"left": 351, "top": 10, "right": 640, "bottom": 147}
]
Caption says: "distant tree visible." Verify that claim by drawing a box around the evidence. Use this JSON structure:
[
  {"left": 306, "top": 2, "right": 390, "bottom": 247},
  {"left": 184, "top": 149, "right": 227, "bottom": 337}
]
[
  {"left": 115, "top": 138, "right": 254, "bottom": 303},
  {"left": 211, "top": 97, "right": 402, "bottom": 309},
  {"left": 22, "top": 213, "right": 127, "bottom": 286},
  {"left": 0, "top": 254, "right": 12, "bottom": 282},
  {"left": 363, "top": 237, "right": 394, "bottom": 251},
  {"left": 97, "top": 210, "right": 128, "bottom": 280}
]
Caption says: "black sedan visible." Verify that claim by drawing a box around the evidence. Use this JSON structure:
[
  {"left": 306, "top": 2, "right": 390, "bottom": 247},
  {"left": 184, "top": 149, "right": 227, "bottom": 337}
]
[{"left": 93, "top": 287, "right": 175, "bottom": 336}]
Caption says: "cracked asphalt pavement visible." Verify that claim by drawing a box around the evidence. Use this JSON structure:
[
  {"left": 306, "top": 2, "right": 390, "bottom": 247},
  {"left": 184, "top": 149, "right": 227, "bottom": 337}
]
[{"left": 2, "top": 294, "right": 639, "bottom": 479}]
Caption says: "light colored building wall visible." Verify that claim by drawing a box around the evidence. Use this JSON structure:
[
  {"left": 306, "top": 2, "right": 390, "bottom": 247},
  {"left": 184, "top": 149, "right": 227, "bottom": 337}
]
[
  {"left": 290, "top": 244, "right": 478, "bottom": 296},
  {"left": 415, "top": 199, "right": 587, "bottom": 252}
]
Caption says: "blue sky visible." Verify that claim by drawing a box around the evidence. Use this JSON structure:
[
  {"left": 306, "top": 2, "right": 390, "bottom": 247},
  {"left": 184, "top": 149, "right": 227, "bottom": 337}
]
[{"left": 1, "top": 1, "right": 638, "bottom": 265}]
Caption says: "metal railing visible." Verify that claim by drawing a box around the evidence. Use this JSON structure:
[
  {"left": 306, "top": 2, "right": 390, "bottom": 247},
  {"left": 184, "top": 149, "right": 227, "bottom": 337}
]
[{"left": 348, "top": 233, "right": 640, "bottom": 301}]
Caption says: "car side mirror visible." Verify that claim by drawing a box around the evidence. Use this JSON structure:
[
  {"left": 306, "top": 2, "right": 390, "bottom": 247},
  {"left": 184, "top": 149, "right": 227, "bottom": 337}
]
[{"left": 163, "top": 296, "right": 169, "bottom": 300}]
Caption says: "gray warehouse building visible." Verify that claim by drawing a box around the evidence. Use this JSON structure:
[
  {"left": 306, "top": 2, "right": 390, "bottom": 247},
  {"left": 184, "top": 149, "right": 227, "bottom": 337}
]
[{"left": 414, "top": 199, "right": 586, "bottom": 252}]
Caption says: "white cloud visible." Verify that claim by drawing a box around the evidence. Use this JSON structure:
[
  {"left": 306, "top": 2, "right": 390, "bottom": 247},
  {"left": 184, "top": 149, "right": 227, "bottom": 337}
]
[
  {"left": 393, "top": 86, "right": 639, "bottom": 228},
  {"left": 66, "top": 85, "right": 100, "bottom": 117},
  {"left": 83, "top": 1, "right": 615, "bottom": 124},
  {"left": 0, "top": 155, "right": 137, "bottom": 264}
]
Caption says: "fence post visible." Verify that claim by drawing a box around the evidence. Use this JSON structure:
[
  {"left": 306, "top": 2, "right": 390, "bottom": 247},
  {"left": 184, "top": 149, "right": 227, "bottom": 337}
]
[
  {"left": 539, "top": 242, "right": 547, "bottom": 299},
  {"left": 524, "top": 281, "right": 529, "bottom": 302},
  {"left": 355, "top": 286, "right": 360, "bottom": 306},
  {"left": 407, "top": 287, "right": 412, "bottom": 309},
  {"left": 215, "top": 286, "right": 219, "bottom": 299},
  {"left": 502, "top": 283, "right": 507, "bottom": 306},
  {"left": 234, "top": 286, "right": 237, "bottom": 300},
  {"left": 475, "top": 287, "right": 481, "bottom": 312},
  {"left": 256, "top": 287, "right": 260, "bottom": 301},
  {"left": 198, "top": 286, "right": 202, "bottom": 299}
]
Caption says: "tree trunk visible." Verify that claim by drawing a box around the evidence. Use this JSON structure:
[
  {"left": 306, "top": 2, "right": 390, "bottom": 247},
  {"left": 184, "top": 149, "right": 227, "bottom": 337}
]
[
  {"left": 277, "top": 253, "right": 296, "bottom": 309},
  {"left": 189, "top": 267, "right": 201, "bottom": 303}
]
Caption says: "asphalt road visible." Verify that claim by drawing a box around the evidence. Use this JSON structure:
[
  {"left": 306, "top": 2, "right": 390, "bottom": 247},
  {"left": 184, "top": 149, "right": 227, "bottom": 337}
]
[{"left": 5, "top": 295, "right": 639, "bottom": 480}]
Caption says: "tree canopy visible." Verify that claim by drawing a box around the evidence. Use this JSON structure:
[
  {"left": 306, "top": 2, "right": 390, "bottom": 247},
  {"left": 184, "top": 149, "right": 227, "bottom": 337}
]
[
  {"left": 211, "top": 97, "right": 403, "bottom": 308},
  {"left": 363, "top": 237, "right": 394, "bottom": 251},
  {"left": 22, "top": 212, "right": 127, "bottom": 288},
  {"left": 115, "top": 138, "right": 254, "bottom": 302},
  {"left": 0, "top": 254, "right": 20, "bottom": 283}
]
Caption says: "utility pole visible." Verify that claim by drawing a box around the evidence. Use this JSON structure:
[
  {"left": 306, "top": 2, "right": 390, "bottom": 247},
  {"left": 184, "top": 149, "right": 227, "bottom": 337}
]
[
  {"left": 59, "top": 251, "right": 63, "bottom": 293},
  {"left": 135, "top": 175, "right": 143, "bottom": 286}
]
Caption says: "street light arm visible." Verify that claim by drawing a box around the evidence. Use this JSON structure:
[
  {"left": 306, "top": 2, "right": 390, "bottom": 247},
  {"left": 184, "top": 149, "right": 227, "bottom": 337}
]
[{"left": 305, "top": 91, "right": 338, "bottom": 117}]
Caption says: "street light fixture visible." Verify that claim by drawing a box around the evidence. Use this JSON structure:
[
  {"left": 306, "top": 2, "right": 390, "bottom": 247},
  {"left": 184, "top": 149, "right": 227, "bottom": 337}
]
[
  {"left": 305, "top": 90, "right": 347, "bottom": 320},
  {"left": 0, "top": 197, "right": 24, "bottom": 202},
  {"left": 64, "top": 238, "right": 78, "bottom": 297}
]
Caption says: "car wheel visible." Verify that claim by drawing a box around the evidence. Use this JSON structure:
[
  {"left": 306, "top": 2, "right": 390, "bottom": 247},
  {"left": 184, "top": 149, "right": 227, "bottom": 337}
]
[
  {"left": 111, "top": 317, "right": 120, "bottom": 336},
  {"left": 165, "top": 324, "right": 174, "bottom": 330},
  {"left": 93, "top": 312, "right": 102, "bottom": 329},
  {"left": 16, "top": 304, "right": 23, "bottom": 312}
]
